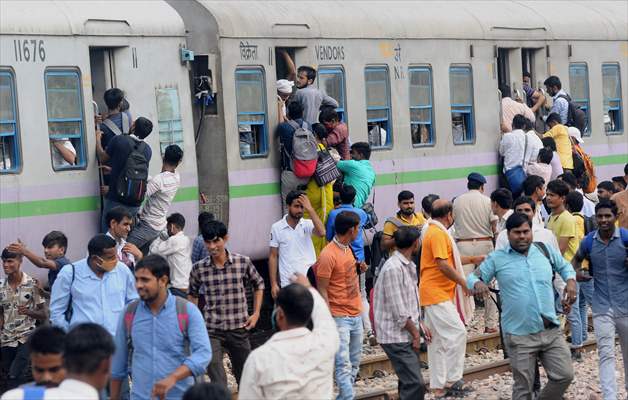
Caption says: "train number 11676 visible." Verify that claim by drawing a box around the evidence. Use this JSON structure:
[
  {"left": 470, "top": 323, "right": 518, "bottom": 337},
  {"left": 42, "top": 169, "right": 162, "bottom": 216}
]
[{"left": 13, "top": 39, "right": 46, "bottom": 62}]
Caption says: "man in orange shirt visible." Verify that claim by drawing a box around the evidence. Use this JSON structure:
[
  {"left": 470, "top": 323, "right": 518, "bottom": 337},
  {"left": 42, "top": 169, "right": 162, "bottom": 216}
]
[
  {"left": 420, "top": 200, "right": 481, "bottom": 398},
  {"left": 316, "top": 211, "right": 367, "bottom": 400}
]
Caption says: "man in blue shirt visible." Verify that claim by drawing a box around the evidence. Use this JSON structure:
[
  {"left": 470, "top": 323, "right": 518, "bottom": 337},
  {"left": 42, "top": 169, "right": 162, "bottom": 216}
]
[
  {"left": 572, "top": 200, "right": 628, "bottom": 400},
  {"left": 468, "top": 213, "right": 577, "bottom": 400},
  {"left": 110, "top": 255, "right": 211, "bottom": 400}
]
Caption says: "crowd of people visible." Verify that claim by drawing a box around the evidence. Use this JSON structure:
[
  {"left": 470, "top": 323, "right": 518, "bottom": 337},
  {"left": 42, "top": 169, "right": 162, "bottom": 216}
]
[{"left": 0, "top": 69, "right": 627, "bottom": 400}]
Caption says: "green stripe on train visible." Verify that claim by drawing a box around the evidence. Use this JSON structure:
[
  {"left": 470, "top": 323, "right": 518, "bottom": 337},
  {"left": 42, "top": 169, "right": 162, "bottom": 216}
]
[{"left": 0, "top": 186, "right": 199, "bottom": 219}]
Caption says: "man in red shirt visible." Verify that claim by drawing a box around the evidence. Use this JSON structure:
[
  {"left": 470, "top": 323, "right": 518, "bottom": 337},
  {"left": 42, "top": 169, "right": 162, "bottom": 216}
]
[{"left": 319, "top": 108, "right": 350, "bottom": 160}]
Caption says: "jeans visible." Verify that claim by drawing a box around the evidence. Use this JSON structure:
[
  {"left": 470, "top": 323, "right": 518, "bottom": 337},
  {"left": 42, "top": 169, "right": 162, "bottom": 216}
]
[
  {"left": 102, "top": 198, "right": 139, "bottom": 233},
  {"left": 127, "top": 220, "right": 161, "bottom": 254},
  {"left": 578, "top": 279, "right": 594, "bottom": 342},
  {"left": 566, "top": 281, "right": 583, "bottom": 348},
  {"left": 207, "top": 328, "right": 251, "bottom": 388},
  {"left": 359, "top": 273, "right": 372, "bottom": 332},
  {"left": 1, "top": 344, "right": 29, "bottom": 391},
  {"left": 381, "top": 343, "right": 426, "bottom": 400},
  {"left": 592, "top": 310, "right": 628, "bottom": 400},
  {"left": 334, "top": 316, "right": 363, "bottom": 400}
]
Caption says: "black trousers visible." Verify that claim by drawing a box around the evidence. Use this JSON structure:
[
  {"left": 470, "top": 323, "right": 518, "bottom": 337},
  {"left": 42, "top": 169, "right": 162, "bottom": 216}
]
[
  {"left": 381, "top": 342, "right": 426, "bottom": 400},
  {"left": 1, "top": 344, "right": 29, "bottom": 391},
  {"left": 207, "top": 328, "right": 251, "bottom": 388}
]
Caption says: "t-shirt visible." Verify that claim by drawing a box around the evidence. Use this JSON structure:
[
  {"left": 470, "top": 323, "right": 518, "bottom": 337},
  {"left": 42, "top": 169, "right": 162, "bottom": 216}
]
[
  {"left": 269, "top": 216, "right": 317, "bottom": 287},
  {"left": 105, "top": 134, "right": 152, "bottom": 200},
  {"left": 315, "top": 241, "right": 362, "bottom": 317},
  {"left": 419, "top": 225, "right": 456, "bottom": 306},
  {"left": 139, "top": 171, "right": 181, "bottom": 231},
  {"left": 611, "top": 190, "right": 628, "bottom": 229},
  {"left": 543, "top": 124, "right": 573, "bottom": 169},
  {"left": 547, "top": 210, "right": 579, "bottom": 262},
  {"left": 48, "top": 256, "right": 70, "bottom": 290},
  {"left": 336, "top": 160, "right": 375, "bottom": 208},
  {"left": 50, "top": 139, "right": 76, "bottom": 168},
  {"left": 0, "top": 273, "right": 45, "bottom": 347}
]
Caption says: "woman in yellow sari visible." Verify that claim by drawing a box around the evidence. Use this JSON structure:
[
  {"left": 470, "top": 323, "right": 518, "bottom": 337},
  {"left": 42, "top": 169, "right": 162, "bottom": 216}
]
[{"left": 304, "top": 123, "right": 335, "bottom": 255}]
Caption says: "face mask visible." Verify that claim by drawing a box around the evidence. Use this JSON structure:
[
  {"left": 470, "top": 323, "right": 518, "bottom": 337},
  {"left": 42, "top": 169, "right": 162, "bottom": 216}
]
[{"left": 97, "top": 257, "right": 118, "bottom": 271}]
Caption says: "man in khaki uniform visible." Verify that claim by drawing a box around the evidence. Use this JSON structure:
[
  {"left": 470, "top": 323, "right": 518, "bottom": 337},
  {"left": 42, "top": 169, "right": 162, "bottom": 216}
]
[{"left": 453, "top": 173, "right": 497, "bottom": 333}]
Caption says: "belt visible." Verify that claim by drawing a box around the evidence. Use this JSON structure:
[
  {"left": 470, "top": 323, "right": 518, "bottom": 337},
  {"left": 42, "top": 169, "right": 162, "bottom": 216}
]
[{"left": 456, "top": 237, "right": 492, "bottom": 242}]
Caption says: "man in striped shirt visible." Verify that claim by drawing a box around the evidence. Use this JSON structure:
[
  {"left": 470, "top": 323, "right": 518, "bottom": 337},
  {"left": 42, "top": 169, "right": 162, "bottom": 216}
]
[{"left": 374, "top": 226, "right": 429, "bottom": 400}]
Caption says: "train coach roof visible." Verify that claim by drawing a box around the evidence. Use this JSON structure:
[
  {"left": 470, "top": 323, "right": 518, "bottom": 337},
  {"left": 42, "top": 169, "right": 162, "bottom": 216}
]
[
  {"left": 196, "top": 0, "right": 628, "bottom": 41},
  {"left": 0, "top": 0, "right": 185, "bottom": 37}
]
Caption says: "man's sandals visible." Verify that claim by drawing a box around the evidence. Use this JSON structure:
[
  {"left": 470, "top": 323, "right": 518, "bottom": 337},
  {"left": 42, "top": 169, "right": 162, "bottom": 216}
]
[{"left": 434, "top": 380, "right": 474, "bottom": 398}]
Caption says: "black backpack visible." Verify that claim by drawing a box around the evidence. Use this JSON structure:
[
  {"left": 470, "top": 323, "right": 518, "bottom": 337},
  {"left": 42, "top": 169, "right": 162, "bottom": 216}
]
[
  {"left": 557, "top": 94, "right": 586, "bottom": 133},
  {"left": 367, "top": 217, "right": 406, "bottom": 283},
  {"left": 115, "top": 136, "right": 149, "bottom": 206}
]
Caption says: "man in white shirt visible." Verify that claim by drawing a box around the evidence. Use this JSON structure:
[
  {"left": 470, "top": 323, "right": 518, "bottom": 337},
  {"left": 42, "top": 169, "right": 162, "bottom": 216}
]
[
  {"left": 1, "top": 323, "right": 115, "bottom": 400},
  {"left": 523, "top": 175, "right": 547, "bottom": 226},
  {"left": 239, "top": 273, "right": 339, "bottom": 399},
  {"left": 490, "top": 189, "right": 514, "bottom": 234},
  {"left": 128, "top": 144, "right": 183, "bottom": 253},
  {"left": 268, "top": 191, "right": 325, "bottom": 299},
  {"left": 105, "top": 206, "right": 143, "bottom": 270},
  {"left": 149, "top": 213, "right": 192, "bottom": 297},
  {"left": 499, "top": 114, "right": 528, "bottom": 198},
  {"left": 50, "top": 139, "right": 76, "bottom": 169}
]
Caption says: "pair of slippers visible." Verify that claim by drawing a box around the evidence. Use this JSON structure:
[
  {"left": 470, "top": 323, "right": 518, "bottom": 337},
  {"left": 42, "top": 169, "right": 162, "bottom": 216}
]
[{"left": 434, "top": 380, "right": 474, "bottom": 399}]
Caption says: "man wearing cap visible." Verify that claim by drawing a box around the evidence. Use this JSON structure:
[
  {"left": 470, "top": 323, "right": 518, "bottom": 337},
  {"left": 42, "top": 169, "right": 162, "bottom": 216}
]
[
  {"left": 276, "top": 79, "right": 294, "bottom": 124},
  {"left": 293, "top": 66, "right": 338, "bottom": 125},
  {"left": 452, "top": 172, "right": 497, "bottom": 333}
]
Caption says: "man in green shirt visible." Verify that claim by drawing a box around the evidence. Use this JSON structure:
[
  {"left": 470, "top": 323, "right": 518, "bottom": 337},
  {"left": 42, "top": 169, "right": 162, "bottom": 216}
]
[{"left": 336, "top": 142, "right": 375, "bottom": 208}]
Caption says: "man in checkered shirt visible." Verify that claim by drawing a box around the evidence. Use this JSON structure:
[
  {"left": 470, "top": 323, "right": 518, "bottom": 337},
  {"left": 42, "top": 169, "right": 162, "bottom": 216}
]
[{"left": 188, "top": 220, "right": 264, "bottom": 388}]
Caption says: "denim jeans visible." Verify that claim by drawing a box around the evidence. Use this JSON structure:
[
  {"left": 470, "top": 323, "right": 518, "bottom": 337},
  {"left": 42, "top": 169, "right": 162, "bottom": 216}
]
[
  {"left": 578, "top": 279, "right": 594, "bottom": 342},
  {"left": 592, "top": 310, "right": 628, "bottom": 400},
  {"left": 334, "top": 316, "right": 363, "bottom": 400},
  {"left": 566, "top": 281, "right": 583, "bottom": 348}
]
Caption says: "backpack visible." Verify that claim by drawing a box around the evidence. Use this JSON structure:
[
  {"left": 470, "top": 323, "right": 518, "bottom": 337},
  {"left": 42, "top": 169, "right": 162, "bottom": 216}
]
[
  {"left": 574, "top": 213, "right": 597, "bottom": 235},
  {"left": 124, "top": 297, "right": 191, "bottom": 360},
  {"left": 115, "top": 136, "right": 149, "bottom": 206},
  {"left": 557, "top": 94, "right": 586, "bottom": 133},
  {"left": 287, "top": 120, "right": 318, "bottom": 178},
  {"left": 573, "top": 145, "right": 597, "bottom": 193},
  {"left": 313, "top": 147, "right": 341, "bottom": 186},
  {"left": 369, "top": 217, "right": 406, "bottom": 283},
  {"left": 361, "top": 202, "right": 379, "bottom": 230},
  {"left": 102, "top": 112, "right": 131, "bottom": 136}
]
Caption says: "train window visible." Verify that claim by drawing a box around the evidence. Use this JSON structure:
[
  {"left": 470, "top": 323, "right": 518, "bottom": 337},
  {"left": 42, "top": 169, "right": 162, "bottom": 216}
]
[
  {"left": 0, "top": 70, "right": 20, "bottom": 173},
  {"left": 156, "top": 88, "right": 184, "bottom": 155},
  {"left": 569, "top": 63, "right": 591, "bottom": 136},
  {"left": 44, "top": 69, "right": 86, "bottom": 170},
  {"left": 235, "top": 68, "right": 268, "bottom": 158},
  {"left": 408, "top": 66, "right": 434, "bottom": 147},
  {"left": 602, "top": 63, "right": 623, "bottom": 134},
  {"left": 318, "top": 67, "right": 347, "bottom": 122},
  {"left": 449, "top": 65, "right": 475, "bottom": 144},
  {"left": 365, "top": 66, "right": 392, "bottom": 148}
]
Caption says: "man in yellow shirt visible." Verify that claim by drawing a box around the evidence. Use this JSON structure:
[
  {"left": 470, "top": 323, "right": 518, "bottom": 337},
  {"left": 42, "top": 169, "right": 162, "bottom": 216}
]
[
  {"left": 543, "top": 113, "right": 573, "bottom": 171},
  {"left": 381, "top": 190, "right": 426, "bottom": 252}
]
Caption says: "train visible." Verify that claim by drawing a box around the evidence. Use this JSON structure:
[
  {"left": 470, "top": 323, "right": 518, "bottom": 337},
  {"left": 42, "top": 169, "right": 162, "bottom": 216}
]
[{"left": 1, "top": 0, "right": 627, "bottom": 282}]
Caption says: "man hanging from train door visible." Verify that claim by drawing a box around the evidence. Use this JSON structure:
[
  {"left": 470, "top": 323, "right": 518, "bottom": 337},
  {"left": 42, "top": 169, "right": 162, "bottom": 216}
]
[{"left": 293, "top": 66, "right": 338, "bottom": 125}]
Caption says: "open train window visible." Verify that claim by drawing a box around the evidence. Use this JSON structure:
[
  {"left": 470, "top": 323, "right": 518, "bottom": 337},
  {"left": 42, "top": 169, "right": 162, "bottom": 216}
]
[
  {"left": 365, "top": 66, "right": 392, "bottom": 149},
  {"left": 569, "top": 63, "right": 591, "bottom": 136},
  {"left": 449, "top": 65, "right": 475, "bottom": 145},
  {"left": 0, "top": 70, "right": 21, "bottom": 174},
  {"left": 235, "top": 67, "right": 268, "bottom": 158},
  {"left": 408, "top": 66, "right": 434, "bottom": 147},
  {"left": 44, "top": 69, "right": 86, "bottom": 171},
  {"left": 156, "top": 88, "right": 184, "bottom": 155},
  {"left": 318, "top": 67, "right": 347, "bottom": 122},
  {"left": 602, "top": 63, "right": 623, "bottom": 135}
]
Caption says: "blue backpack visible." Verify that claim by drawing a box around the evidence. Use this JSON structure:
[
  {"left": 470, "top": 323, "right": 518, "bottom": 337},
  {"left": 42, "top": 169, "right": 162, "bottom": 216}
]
[{"left": 580, "top": 228, "right": 628, "bottom": 261}]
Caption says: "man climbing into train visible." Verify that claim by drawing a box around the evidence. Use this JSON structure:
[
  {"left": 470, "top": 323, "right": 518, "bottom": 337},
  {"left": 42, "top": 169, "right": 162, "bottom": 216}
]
[{"left": 292, "top": 65, "right": 338, "bottom": 125}]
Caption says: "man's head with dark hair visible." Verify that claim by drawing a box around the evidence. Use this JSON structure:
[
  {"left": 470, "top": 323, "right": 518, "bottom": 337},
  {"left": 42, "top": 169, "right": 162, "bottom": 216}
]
[
  {"left": 103, "top": 88, "right": 125, "bottom": 111},
  {"left": 543, "top": 75, "right": 562, "bottom": 96},
  {"left": 319, "top": 107, "right": 340, "bottom": 131},
  {"left": 595, "top": 200, "right": 618, "bottom": 234},
  {"left": 513, "top": 196, "right": 537, "bottom": 222},
  {"left": 134, "top": 254, "right": 170, "bottom": 303},
  {"left": 499, "top": 84, "right": 512, "bottom": 99},
  {"left": 506, "top": 212, "right": 533, "bottom": 253},
  {"left": 542, "top": 137, "right": 557, "bottom": 152},
  {"left": 296, "top": 66, "right": 317, "bottom": 88},
  {"left": 198, "top": 212, "right": 215, "bottom": 235},
  {"left": 311, "top": 123, "right": 328, "bottom": 141},
  {"left": 612, "top": 176, "right": 627, "bottom": 191},
  {"left": 167, "top": 213, "right": 186, "bottom": 237},
  {"left": 523, "top": 117, "right": 535, "bottom": 132},
  {"left": 490, "top": 188, "right": 513, "bottom": 211},
  {"left": 558, "top": 171, "right": 578, "bottom": 190},
  {"left": 87, "top": 234, "right": 118, "bottom": 272},
  {"left": 285, "top": 190, "right": 307, "bottom": 221},
  {"left": 64, "top": 323, "right": 115, "bottom": 391},
  {"left": 512, "top": 114, "right": 528, "bottom": 130},
  {"left": 523, "top": 174, "right": 546, "bottom": 199},
  {"left": 546, "top": 112, "right": 562, "bottom": 127},
  {"left": 275, "top": 283, "right": 314, "bottom": 329},
  {"left": 164, "top": 144, "right": 184, "bottom": 166},
  {"left": 597, "top": 180, "right": 616, "bottom": 201},
  {"left": 183, "top": 382, "right": 231, "bottom": 400},
  {"left": 131, "top": 117, "right": 153, "bottom": 140},
  {"left": 287, "top": 100, "right": 304, "bottom": 120},
  {"left": 538, "top": 148, "right": 553, "bottom": 164},
  {"left": 106, "top": 206, "right": 133, "bottom": 240},
  {"left": 42, "top": 230, "right": 68, "bottom": 259},
  {"left": 397, "top": 190, "right": 416, "bottom": 217},
  {"left": 350, "top": 142, "right": 371, "bottom": 160},
  {"left": 393, "top": 226, "right": 421, "bottom": 250},
  {"left": 334, "top": 211, "right": 360, "bottom": 238},
  {"left": 421, "top": 194, "right": 440, "bottom": 218},
  {"left": 339, "top": 185, "right": 357, "bottom": 205},
  {"left": 1, "top": 247, "right": 22, "bottom": 277},
  {"left": 28, "top": 326, "right": 67, "bottom": 387},
  {"left": 565, "top": 191, "right": 584, "bottom": 214},
  {"left": 467, "top": 179, "right": 483, "bottom": 191},
  {"left": 201, "top": 220, "right": 229, "bottom": 258},
  {"left": 546, "top": 179, "right": 570, "bottom": 212}
]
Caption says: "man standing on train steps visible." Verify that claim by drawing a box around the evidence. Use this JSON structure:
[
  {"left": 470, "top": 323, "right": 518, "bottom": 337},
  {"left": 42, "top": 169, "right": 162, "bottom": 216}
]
[
  {"left": 468, "top": 213, "right": 577, "bottom": 400},
  {"left": 293, "top": 66, "right": 338, "bottom": 125},
  {"left": 336, "top": 142, "right": 375, "bottom": 208}
]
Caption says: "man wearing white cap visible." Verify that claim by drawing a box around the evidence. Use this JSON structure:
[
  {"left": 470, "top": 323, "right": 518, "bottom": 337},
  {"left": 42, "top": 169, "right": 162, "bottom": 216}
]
[{"left": 276, "top": 79, "right": 294, "bottom": 124}]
